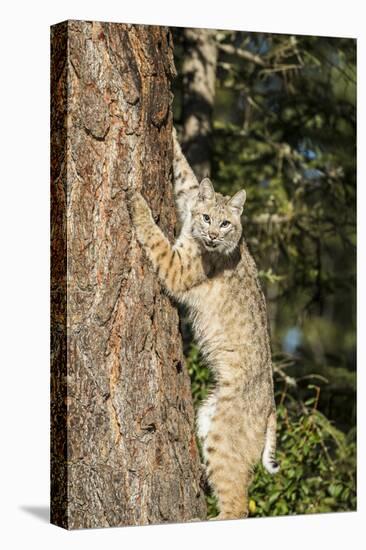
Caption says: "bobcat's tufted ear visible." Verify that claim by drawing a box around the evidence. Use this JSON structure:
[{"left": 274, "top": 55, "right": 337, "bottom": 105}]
[
  {"left": 198, "top": 178, "right": 215, "bottom": 201},
  {"left": 228, "top": 189, "right": 246, "bottom": 215}
]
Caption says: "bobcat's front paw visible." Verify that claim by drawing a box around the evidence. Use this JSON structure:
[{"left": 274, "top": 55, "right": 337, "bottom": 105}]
[
  {"left": 129, "top": 192, "right": 151, "bottom": 224},
  {"left": 129, "top": 192, "right": 153, "bottom": 245}
]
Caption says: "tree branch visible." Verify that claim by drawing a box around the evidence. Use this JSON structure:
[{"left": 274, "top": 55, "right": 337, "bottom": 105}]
[{"left": 218, "top": 43, "right": 266, "bottom": 67}]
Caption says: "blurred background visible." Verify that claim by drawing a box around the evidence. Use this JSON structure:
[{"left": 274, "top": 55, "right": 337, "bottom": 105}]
[{"left": 171, "top": 28, "right": 356, "bottom": 517}]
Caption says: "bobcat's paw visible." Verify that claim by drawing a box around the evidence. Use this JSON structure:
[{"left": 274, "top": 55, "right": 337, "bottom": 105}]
[
  {"left": 129, "top": 192, "right": 151, "bottom": 224},
  {"left": 209, "top": 510, "right": 248, "bottom": 521},
  {"left": 128, "top": 192, "right": 153, "bottom": 245}
]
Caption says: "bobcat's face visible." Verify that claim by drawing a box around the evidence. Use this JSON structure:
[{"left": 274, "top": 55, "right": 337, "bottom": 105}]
[{"left": 191, "top": 178, "right": 246, "bottom": 255}]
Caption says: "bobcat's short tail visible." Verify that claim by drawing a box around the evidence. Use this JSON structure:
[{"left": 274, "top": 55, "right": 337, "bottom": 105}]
[{"left": 262, "top": 410, "right": 280, "bottom": 474}]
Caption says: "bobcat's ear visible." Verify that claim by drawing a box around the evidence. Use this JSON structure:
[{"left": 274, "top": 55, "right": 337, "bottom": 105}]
[
  {"left": 198, "top": 178, "right": 215, "bottom": 201},
  {"left": 228, "top": 189, "right": 246, "bottom": 215}
]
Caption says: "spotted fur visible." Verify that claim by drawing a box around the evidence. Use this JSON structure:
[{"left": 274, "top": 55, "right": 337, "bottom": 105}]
[{"left": 129, "top": 128, "right": 279, "bottom": 520}]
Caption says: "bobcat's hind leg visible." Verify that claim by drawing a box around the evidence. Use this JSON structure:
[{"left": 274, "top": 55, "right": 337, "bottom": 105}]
[
  {"left": 204, "top": 415, "right": 253, "bottom": 519},
  {"left": 207, "top": 440, "right": 252, "bottom": 520},
  {"left": 203, "top": 392, "right": 267, "bottom": 520}
]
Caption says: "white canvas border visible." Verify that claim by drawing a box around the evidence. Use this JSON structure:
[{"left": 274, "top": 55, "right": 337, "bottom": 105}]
[{"left": 0, "top": 1, "right": 363, "bottom": 549}]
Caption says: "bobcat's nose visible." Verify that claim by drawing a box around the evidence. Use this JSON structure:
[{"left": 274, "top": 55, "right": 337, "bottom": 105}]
[{"left": 208, "top": 230, "right": 219, "bottom": 240}]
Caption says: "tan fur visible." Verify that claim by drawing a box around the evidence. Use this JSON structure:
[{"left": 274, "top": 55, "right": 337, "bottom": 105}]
[{"left": 129, "top": 130, "right": 279, "bottom": 520}]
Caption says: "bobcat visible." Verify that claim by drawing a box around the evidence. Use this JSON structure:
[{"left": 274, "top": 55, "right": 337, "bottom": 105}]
[{"left": 129, "top": 129, "right": 279, "bottom": 520}]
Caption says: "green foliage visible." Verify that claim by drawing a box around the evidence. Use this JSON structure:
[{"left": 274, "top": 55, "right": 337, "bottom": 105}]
[{"left": 251, "top": 402, "right": 356, "bottom": 517}]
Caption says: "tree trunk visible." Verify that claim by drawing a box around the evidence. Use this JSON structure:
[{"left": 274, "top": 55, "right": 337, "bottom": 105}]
[
  {"left": 51, "top": 20, "right": 206, "bottom": 530},
  {"left": 181, "top": 29, "right": 218, "bottom": 180}
]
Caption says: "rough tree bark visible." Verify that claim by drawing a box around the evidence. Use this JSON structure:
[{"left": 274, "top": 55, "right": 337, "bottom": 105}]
[
  {"left": 51, "top": 20, "right": 206, "bottom": 530},
  {"left": 181, "top": 29, "right": 218, "bottom": 180}
]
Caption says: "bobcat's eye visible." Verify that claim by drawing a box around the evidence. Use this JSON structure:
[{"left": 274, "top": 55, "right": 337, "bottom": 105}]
[
  {"left": 220, "top": 220, "right": 230, "bottom": 228},
  {"left": 202, "top": 214, "right": 211, "bottom": 223}
]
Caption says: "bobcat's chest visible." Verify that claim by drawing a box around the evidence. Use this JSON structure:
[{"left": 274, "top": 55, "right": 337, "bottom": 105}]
[{"left": 184, "top": 276, "right": 224, "bottom": 312}]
